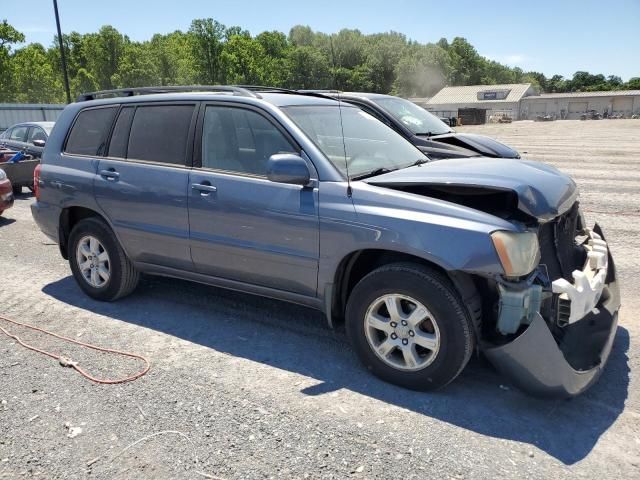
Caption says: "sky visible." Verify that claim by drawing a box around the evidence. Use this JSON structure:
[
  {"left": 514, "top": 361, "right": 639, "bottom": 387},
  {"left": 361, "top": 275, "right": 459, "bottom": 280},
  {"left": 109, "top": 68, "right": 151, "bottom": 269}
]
[{"left": 5, "top": 0, "right": 640, "bottom": 81}]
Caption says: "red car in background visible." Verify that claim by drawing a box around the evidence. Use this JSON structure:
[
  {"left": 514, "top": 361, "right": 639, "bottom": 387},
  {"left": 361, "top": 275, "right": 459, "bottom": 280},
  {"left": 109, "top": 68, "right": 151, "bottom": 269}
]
[{"left": 0, "top": 168, "right": 14, "bottom": 216}]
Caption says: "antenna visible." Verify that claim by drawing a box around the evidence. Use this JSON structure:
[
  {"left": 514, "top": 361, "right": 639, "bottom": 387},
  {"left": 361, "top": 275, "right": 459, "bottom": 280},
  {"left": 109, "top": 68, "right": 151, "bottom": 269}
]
[{"left": 337, "top": 97, "right": 352, "bottom": 197}]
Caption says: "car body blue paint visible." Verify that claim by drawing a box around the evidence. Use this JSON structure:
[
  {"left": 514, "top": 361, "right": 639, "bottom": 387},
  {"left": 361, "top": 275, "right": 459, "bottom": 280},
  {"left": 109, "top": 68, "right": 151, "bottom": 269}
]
[
  {"left": 31, "top": 91, "right": 564, "bottom": 306},
  {"left": 29, "top": 89, "right": 622, "bottom": 397}
]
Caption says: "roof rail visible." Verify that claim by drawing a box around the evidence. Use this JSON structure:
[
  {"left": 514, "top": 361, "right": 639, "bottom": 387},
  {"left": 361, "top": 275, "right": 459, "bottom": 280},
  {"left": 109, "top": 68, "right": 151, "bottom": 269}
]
[
  {"left": 233, "top": 85, "right": 298, "bottom": 94},
  {"left": 232, "top": 85, "right": 339, "bottom": 101},
  {"left": 298, "top": 89, "right": 342, "bottom": 94},
  {"left": 76, "top": 85, "right": 260, "bottom": 102}
]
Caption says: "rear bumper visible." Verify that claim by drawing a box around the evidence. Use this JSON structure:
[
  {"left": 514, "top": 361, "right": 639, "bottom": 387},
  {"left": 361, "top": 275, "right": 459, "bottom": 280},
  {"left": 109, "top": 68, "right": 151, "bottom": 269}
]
[
  {"left": 30, "top": 200, "right": 60, "bottom": 243},
  {"left": 484, "top": 224, "right": 621, "bottom": 398},
  {"left": 0, "top": 179, "right": 13, "bottom": 212}
]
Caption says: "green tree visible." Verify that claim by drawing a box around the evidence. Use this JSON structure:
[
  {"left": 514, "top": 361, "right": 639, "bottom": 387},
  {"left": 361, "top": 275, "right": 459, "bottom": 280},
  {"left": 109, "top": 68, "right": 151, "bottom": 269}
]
[
  {"left": 626, "top": 77, "right": 640, "bottom": 90},
  {"left": 189, "top": 18, "right": 226, "bottom": 84},
  {"left": 11, "top": 43, "right": 62, "bottom": 103},
  {"left": 364, "top": 32, "right": 407, "bottom": 92},
  {"left": 447, "top": 37, "right": 483, "bottom": 85},
  {"left": 393, "top": 44, "right": 450, "bottom": 96},
  {"left": 285, "top": 46, "right": 331, "bottom": 89},
  {"left": 523, "top": 71, "right": 547, "bottom": 91},
  {"left": 0, "top": 20, "right": 25, "bottom": 101},
  {"left": 112, "top": 42, "right": 160, "bottom": 87},
  {"left": 149, "top": 31, "right": 197, "bottom": 85},
  {"left": 220, "top": 34, "right": 268, "bottom": 84},
  {"left": 288, "top": 25, "right": 315, "bottom": 47},
  {"left": 82, "top": 26, "right": 127, "bottom": 89},
  {"left": 0, "top": 19, "right": 24, "bottom": 48},
  {"left": 0, "top": 17, "right": 635, "bottom": 102},
  {"left": 71, "top": 67, "right": 98, "bottom": 96}
]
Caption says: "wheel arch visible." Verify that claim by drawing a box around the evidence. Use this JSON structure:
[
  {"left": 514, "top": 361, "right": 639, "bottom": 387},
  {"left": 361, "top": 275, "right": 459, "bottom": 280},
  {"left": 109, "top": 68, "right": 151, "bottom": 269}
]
[
  {"left": 327, "top": 249, "right": 482, "bottom": 335},
  {"left": 58, "top": 206, "right": 113, "bottom": 260}
]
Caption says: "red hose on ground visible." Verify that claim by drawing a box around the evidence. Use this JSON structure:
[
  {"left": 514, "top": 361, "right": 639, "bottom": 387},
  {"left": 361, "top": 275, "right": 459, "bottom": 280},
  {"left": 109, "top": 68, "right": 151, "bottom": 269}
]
[{"left": 0, "top": 314, "right": 150, "bottom": 384}]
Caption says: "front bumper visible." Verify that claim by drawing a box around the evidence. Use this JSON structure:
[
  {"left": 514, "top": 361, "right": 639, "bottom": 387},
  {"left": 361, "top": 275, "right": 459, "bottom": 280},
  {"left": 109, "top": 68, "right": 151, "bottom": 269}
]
[{"left": 484, "top": 224, "right": 620, "bottom": 398}]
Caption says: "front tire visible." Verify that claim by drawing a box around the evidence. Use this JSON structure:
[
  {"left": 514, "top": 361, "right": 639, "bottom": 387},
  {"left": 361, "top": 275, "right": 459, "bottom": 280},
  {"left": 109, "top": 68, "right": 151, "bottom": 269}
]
[
  {"left": 346, "top": 263, "right": 474, "bottom": 391},
  {"left": 68, "top": 217, "right": 139, "bottom": 301}
]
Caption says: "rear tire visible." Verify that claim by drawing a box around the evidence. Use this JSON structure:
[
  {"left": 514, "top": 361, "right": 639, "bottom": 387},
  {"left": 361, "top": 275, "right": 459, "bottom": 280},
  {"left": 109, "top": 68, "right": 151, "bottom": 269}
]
[
  {"left": 346, "top": 263, "right": 474, "bottom": 391},
  {"left": 68, "top": 217, "right": 139, "bottom": 301}
]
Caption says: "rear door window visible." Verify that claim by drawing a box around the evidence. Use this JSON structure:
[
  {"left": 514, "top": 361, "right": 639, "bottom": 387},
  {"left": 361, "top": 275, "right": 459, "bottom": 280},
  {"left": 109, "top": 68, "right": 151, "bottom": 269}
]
[
  {"left": 66, "top": 107, "right": 117, "bottom": 156},
  {"left": 126, "top": 105, "right": 195, "bottom": 165}
]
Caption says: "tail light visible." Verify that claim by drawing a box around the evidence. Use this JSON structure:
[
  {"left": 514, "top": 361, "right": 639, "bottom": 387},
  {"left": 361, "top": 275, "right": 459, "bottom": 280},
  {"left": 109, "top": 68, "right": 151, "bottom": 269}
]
[{"left": 33, "top": 164, "right": 42, "bottom": 200}]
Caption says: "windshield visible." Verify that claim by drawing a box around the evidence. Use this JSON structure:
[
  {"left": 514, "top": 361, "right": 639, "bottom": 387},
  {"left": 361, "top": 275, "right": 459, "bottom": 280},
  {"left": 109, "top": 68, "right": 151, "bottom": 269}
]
[
  {"left": 283, "top": 105, "right": 427, "bottom": 179},
  {"left": 373, "top": 97, "right": 451, "bottom": 136},
  {"left": 43, "top": 125, "right": 53, "bottom": 135}
]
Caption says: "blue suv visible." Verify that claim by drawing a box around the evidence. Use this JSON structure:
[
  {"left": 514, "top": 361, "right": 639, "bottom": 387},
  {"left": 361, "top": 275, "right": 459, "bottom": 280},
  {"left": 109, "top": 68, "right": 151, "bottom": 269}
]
[{"left": 31, "top": 86, "right": 620, "bottom": 397}]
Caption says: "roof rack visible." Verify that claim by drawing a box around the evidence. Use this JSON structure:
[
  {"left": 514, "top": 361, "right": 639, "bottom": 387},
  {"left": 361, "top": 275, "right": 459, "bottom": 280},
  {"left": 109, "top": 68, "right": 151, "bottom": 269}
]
[
  {"left": 233, "top": 85, "right": 297, "bottom": 94},
  {"left": 232, "top": 85, "right": 339, "bottom": 101},
  {"left": 76, "top": 85, "right": 260, "bottom": 102},
  {"left": 298, "top": 89, "right": 342, "bottom": 94}
]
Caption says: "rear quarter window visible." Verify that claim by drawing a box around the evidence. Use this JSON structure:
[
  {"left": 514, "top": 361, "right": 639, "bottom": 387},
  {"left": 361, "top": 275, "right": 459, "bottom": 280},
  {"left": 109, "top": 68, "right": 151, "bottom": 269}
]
[{"left": 65, "top": 107, "right": 118, "bottom": 156}]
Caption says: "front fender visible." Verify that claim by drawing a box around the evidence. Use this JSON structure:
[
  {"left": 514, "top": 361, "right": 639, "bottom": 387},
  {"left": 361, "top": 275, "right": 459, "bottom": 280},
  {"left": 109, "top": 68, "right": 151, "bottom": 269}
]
[{"left": 317, "top": 181, "right": 510, "bottom": 294}]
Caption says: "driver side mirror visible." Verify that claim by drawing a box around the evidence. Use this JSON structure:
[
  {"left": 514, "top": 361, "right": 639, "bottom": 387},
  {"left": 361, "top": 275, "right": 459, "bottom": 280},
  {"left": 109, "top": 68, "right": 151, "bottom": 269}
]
[
  {"left": 267, "top": 154, "right": 311, "bottom": 186},
  {"left": 33, "top": 139, "right": 46, "bottom": 148}
]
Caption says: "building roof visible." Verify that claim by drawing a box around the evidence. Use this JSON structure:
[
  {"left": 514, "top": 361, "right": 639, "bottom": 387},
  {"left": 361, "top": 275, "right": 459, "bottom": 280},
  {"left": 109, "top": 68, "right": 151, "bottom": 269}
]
[
  {"left": 427, "top": 84, "right": 532, "bottom": 105},
  {"left": 523, "top": 89, "right": 640, "bottom": 100}
]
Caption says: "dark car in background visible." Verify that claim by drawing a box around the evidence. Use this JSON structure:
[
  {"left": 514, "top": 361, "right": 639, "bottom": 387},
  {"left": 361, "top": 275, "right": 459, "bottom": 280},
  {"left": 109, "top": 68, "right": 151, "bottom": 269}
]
[
  {"left": 0, "top": 121, "right": 54, "bottom": 158},
  {"left": 315, "top": 91, "right": 521, "bottom": 160}
]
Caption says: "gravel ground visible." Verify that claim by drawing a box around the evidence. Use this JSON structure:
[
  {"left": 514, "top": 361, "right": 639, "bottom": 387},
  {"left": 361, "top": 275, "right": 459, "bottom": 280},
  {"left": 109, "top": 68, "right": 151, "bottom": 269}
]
[{"left": 0, "top": 119, "right": 639, "bottom": 479}]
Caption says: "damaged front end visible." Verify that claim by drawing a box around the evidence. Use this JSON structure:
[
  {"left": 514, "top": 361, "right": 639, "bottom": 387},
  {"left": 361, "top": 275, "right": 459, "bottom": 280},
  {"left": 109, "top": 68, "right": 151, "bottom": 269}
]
[{"left": 483, "top": 213, "right": 620, "bottom": 398}]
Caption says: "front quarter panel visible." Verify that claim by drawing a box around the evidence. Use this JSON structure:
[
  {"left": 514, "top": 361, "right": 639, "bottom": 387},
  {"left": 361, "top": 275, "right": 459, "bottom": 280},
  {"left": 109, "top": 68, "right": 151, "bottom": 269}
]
[{"left": 318, "top": 181, "right": 516, "bottom": 290}]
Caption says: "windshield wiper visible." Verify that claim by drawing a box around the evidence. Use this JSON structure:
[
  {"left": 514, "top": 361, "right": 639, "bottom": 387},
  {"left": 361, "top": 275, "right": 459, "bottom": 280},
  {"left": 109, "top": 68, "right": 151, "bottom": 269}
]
[
  {"left": 351, "top": 167, "right": 396, "bottom": 181},
  {"left": 410, "top": 158, "right": 429, "bottom": 166}
]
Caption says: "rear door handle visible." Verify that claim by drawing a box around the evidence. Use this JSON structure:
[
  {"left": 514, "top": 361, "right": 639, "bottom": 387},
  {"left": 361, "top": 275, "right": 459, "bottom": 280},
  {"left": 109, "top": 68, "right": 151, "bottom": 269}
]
[
  {"left": 99, "top": 169, "right": 120, "bottom": 181},
  {"left": 192, "top": 183, "right": 217, "bottom": 194}
]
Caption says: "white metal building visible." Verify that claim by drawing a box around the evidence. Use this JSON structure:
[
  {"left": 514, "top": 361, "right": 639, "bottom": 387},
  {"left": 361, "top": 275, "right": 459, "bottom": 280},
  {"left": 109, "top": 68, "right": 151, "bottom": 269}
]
[
  {"left": 423, "top": 84, "right": 640, "bottom": 122},
  {"left": 0, "top": 104, "right": 65, "bottom": 132},
  {"left": 424, "top": 84, "right": 537, "bottom": 121},
  {"left": 521, "top": 90, "right": 640, "bottom": 120}
]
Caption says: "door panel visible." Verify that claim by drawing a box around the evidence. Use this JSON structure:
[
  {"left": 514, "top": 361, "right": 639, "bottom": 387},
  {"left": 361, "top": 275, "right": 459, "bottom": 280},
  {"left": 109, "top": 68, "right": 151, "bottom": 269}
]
[
  {"left": 94, "top": 103, "right": 196, "bottom": 270},
  {"left": 188, "top": 171, "right": 319, "bottom": 296},
  {"left": 95, "top": 159, "right": 192, "bottom": 269},
  {"left": 188, "top": 103, "right": 319, "bottom": 296}
]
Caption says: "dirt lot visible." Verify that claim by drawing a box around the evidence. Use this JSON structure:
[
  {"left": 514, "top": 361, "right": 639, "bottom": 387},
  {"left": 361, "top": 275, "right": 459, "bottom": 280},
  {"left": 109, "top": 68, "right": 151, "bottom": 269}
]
[{"left": 1, "top": 119, "right": 639, "bottom": 479}]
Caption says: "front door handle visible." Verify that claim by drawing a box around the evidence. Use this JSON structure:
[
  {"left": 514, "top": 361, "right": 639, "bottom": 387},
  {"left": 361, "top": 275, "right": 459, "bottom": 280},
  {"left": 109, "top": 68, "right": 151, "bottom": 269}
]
[
  {"left": 192, "top": 183, "right": 217, "bottom": 194},
  {"left": 99, "top": 169, "right": 120, "bottom": 181}
]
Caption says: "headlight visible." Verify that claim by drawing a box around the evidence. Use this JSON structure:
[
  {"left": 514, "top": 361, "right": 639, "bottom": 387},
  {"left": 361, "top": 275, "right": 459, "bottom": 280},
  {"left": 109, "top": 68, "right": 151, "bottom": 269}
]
[
  {"left": 491, "top": 231, "right": 540, "bottom": 277},
  {"left": 0, "top": 169, "right": 6, "bottom": 181}
]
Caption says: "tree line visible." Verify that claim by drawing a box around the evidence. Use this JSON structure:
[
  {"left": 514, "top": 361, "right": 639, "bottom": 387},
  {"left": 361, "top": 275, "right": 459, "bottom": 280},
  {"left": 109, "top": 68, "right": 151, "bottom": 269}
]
[{"left": 0, "top": 18, "right": 638, "bottom": 104}]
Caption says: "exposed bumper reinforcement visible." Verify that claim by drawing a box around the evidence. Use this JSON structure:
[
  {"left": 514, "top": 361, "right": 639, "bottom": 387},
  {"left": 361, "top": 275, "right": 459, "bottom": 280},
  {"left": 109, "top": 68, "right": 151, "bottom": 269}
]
[
  {"left": 552, "top": 228, "right": 608, "bottom": 324},
  {"left": 484, "top": 235, "right": 620, "bottom": 398}
]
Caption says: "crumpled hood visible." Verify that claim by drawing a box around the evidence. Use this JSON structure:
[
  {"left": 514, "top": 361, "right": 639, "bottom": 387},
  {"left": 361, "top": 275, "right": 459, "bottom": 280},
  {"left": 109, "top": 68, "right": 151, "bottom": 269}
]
[
  {"left": 365, "top": 157, "right": 578, "bottom": 221},
  {"left": 430, "top": 132, "right": 521, "bottom": 159}
]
